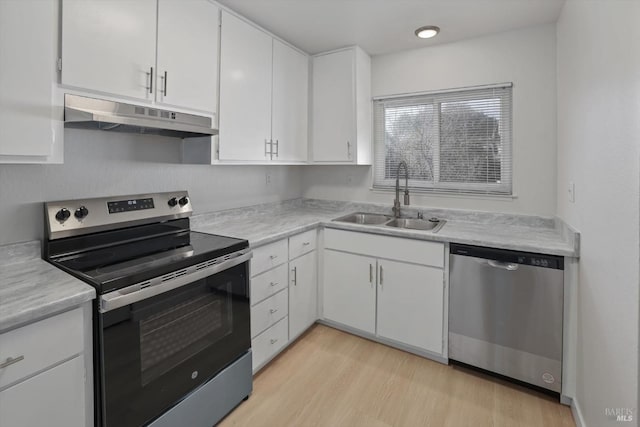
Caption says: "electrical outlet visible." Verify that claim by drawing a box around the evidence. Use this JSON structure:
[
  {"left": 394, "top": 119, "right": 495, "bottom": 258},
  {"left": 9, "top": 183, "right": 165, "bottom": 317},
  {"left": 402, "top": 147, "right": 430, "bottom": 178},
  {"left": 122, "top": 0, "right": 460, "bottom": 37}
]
[
  {"left": 265, "top": 172, "right": 272, "bottom": 186},
  {"left": 568, "top": 181, "right": 575, "bottom": 203}
]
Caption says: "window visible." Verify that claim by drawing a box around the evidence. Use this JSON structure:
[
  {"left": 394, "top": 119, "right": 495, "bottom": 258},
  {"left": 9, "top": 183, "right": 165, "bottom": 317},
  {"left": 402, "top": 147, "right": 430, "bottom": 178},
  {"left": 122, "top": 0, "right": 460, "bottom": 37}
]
[{"left": 373, "top": 84, "right": 513, "bottom": 195}]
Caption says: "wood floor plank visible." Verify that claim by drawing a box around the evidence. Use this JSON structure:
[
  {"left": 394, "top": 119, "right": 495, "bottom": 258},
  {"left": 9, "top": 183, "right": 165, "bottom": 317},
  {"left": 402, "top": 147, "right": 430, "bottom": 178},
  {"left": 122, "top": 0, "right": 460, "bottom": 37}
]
[{"left": 219, "top": 325, "right": 575, "bottom": 427}]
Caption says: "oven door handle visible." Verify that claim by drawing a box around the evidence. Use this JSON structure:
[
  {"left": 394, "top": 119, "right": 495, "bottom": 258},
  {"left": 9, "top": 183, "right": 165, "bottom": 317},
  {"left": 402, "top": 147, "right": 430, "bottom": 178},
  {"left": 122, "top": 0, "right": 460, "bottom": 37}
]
[{"left": 99, "top": 250, "right": 252, "bottom": 313}]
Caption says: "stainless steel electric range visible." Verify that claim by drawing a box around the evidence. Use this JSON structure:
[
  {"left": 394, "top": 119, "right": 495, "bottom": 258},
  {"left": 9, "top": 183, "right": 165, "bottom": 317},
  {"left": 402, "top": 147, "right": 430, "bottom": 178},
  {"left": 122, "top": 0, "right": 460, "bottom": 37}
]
[{"left": 43, "top": 191, "right": 252, "bottom": 427}]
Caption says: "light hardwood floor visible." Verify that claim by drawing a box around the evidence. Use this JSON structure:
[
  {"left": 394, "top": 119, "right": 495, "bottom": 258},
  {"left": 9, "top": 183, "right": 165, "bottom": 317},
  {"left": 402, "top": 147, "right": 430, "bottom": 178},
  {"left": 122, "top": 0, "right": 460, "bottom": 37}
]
[{"left": 220, "top": 325, "right": 575, "bottom": 427}]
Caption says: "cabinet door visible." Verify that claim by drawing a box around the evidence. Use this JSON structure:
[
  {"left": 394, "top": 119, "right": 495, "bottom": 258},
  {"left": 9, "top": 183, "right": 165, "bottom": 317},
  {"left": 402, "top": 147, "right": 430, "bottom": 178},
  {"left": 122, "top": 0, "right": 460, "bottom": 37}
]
[
  {"left": 376, "top": 259, "right": 444, "bottom": 354},
  {"left": 289, "top": 251, "right": 317, "bottom": 339},
  {"left": 61, "top": 0, "right": 157, "bottom": 100},
  {"left": 0, "top": 0, "right": 56, "bottom": 157},
  {"left": 323, "top": 250, "right": 376, "bottom": 334},
  {"left": 312, "top": 49, "right": 355, "bottom": 162},
  {"left": 272, "top": 40, "right": 308, "bottom": 162},
  {"left": 0, "top": 356, "right": 85, "bottom": 427},
  {"left": 156, "top": 0, "right": 219, "bottom": 113},
  {"left": 219, "top": 11, "right": 272, "bottom": 161}
]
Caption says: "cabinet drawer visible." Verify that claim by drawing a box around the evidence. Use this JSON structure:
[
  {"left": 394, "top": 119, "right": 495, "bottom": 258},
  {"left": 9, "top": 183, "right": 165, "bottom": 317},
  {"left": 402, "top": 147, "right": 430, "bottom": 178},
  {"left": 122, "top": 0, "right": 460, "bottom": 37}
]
[
  {"left": 0, "top": 307, "right": 83, "bottom": 389},
  {"left": 251, "top": 239, "right": 288, "bottom": 277},
  {"left": 289, "top": 229, "right": 317, "bottom": 260},
  {"left": 251, "top": 288, "right": 288, "bottom": 338},
  {"left": 0, "top": 356, "right": 85, "bottom": 427},
  {"left": 251, "top": 263, "right": 288, "bottom": 305},
  {"left": 324, "top": 229, "right": 445, "bottom": 268},
  {"left": 252, "top": 317, "right": 288, "bottom": 372}
]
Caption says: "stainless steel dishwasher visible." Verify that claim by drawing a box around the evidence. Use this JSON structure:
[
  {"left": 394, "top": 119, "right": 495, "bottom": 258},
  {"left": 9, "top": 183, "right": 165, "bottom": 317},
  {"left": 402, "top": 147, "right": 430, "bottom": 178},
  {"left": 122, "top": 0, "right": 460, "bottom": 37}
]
[{"left": 449, "top": 244, "right": 564, "bottom": 393}]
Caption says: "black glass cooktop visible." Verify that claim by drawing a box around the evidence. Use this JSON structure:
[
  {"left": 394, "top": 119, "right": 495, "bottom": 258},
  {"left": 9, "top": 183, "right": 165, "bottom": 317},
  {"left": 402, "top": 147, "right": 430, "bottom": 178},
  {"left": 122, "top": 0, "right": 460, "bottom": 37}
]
[{"left": 46, "top": 220, "right": 248, "bottom": 294}]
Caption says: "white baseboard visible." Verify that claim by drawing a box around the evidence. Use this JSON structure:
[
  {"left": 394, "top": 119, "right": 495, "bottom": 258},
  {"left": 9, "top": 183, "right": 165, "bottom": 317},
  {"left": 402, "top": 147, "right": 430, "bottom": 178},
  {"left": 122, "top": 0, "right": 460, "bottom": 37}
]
[{"left": 571, "top": 398, "right": 587, "bottom": 427}]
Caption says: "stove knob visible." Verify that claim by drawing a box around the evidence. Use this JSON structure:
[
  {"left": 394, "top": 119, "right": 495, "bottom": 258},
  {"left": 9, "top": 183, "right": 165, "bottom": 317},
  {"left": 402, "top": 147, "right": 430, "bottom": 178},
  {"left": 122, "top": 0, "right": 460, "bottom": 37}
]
[
  {"left": 74, "top": 206, "right": 89, "bottom": 219},
  {"left": 178, "top": 196, "right": 189, "bottom": 207},
  {"left": 55, "top": 208, "right": 71, "bottom": 222},
  {"left": 168, "top": 197, "right": 178, "bottom": 207}
]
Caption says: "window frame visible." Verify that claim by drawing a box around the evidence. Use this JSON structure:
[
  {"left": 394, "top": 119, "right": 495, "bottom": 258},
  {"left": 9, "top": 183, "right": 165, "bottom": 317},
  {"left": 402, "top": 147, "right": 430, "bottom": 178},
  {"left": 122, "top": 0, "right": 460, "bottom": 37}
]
[{"left": 373, "top": 83, "right": 513, "bottom": 196}]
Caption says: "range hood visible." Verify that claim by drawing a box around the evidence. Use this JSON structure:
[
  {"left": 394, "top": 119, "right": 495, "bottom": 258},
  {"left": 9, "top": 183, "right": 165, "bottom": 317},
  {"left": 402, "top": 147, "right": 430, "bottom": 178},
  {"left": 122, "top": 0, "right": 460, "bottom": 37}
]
[{"left": 64, "top": 94, "right": 217, "bottom": 139}]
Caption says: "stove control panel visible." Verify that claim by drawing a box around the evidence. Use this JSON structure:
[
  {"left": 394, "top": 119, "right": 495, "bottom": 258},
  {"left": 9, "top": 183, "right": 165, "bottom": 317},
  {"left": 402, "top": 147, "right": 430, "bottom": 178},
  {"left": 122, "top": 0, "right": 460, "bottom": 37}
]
[{"left": 45, "top": 191, "right": 192, "bottom": 240}]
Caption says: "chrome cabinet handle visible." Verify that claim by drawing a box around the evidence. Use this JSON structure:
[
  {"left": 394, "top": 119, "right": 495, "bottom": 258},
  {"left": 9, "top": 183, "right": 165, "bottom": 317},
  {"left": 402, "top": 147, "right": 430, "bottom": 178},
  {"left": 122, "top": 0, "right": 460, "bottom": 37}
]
[
  {"left": 270, "top": 338, "right": 278, "bottom": 345},
  {"left": 264, "top": 139, "right": 272, "bottom": 157},
  {"left": 147, "top": 67, "right": 154, "bottom": 94},
  {"left": 347, "top": 141, "right": 351, "bottom": 158},
  {"left": 0, "top": 355, "right": 24, "bottom": 369},
  {"left": 273, "top": 139, "right": 279, "bottom": 157},
  {"left": 160, "top": 70, "right": 168, "bottom": 96},
  {"left": 269, "top": 281, "right": 278, "bottom": 287},
  {"left": 292, "top": 266, "right": 297, "bottom": 286},
  {"left": 270, "top": 308, "right": 278, "bottom": 314},
  {"left": 379, "top": 265, "right": 384, "bottom": 286},
  {"left": 369, "top": 263, "right": 373, "bottom": 284}
]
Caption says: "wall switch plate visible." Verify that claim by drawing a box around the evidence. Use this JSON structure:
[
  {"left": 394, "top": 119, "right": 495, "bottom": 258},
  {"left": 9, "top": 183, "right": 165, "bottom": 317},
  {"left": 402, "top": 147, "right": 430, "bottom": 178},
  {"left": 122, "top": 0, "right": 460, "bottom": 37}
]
[{"left": 568, "top": 181, "right": 575, "bottom": 203}]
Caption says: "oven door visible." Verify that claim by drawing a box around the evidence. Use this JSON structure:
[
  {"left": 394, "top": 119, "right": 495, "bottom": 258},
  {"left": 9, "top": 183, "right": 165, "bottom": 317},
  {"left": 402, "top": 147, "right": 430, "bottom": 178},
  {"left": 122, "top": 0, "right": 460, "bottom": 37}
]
[{"left": 97, "top": 254, "right": 251, "bottom": 427}]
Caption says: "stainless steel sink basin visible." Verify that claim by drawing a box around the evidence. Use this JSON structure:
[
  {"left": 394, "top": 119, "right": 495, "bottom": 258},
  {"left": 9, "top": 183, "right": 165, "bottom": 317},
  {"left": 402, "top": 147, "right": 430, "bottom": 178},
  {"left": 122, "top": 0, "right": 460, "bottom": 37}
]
[
  {"left": 385, "top": 218, "right": 446, "bottom": 232},
  {"left": 333, "top": 212, "right": 392, "bottom": 225}
]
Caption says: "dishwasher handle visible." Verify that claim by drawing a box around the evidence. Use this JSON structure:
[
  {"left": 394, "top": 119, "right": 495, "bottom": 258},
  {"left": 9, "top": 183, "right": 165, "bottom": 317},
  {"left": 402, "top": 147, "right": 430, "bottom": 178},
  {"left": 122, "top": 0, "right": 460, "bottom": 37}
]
[{"left": 486, "top": 259, "right": 519, "bottom": 271}]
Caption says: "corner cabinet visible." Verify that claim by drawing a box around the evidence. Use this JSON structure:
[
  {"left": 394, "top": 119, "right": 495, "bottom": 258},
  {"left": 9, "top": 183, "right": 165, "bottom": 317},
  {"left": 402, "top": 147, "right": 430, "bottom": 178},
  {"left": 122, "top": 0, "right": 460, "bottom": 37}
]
[
  {"left": 322, "top": 229, "right": 446, "bottom": 356},
  {"left": 0, "top": 305, "right": 92, "bottom": 427},
  {"left": 0, "top": 0, "right": 62, "bottom": 163},
  {"left": 311, "top": 46, "right": 372, "bottom": 164},
  {"left": 218, "top": 11, "right": 309, "bottom": 163},
  {"left": 61, "top": 0, "right": 219, "bottom": 114}
]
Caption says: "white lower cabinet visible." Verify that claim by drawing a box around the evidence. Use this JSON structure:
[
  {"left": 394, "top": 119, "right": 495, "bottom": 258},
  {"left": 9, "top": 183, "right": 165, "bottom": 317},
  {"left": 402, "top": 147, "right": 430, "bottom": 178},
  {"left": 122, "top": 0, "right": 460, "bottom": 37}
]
[
  {"left": 289, "top": 250, "right": 317, "bottom": 339},
  {"left": 0, "top": 306, "right": 90, "bottom": 426},
  {"left": 323, "top": 250, "right": 376, "bottom": 334},
  {"left": 323, "top": 229, "right": 446, "bottom": 357},
  {"left": 376, "top": 259, "right": 444, "bottom": 354},
  {"left": 0, "top": 356, "right": 85, "bottom": 427}
]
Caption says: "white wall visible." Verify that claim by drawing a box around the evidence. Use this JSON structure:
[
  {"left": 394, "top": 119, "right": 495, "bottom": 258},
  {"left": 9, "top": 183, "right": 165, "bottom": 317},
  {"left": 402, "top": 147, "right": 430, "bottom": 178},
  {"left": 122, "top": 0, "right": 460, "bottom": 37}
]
[
  {"left": 0, "top": 129, "right": 303, "bottom": 246},
  {"left": 556, "top": 1, "right": 639, "bottom": 425},
  {"left": 303, "top": 24, "right": 558, "bottom": 216}
]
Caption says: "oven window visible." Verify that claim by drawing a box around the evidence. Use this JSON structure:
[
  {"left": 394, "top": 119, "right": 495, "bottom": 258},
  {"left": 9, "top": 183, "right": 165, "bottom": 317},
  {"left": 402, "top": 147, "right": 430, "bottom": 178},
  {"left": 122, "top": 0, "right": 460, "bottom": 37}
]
[{"left": 139, "top": 285, "right": 232, "bottom": 385}]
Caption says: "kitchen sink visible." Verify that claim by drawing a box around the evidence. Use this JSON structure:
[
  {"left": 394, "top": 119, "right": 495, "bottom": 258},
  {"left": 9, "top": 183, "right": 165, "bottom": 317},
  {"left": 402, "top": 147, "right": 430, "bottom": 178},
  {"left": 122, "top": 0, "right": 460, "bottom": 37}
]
[
  {"left": 333, "top": 212, "right": 392, "bottom": 225},
  {"left": 385, "top": 218, "right": 446, "bottom": 232},
  {"left": 333, "top": 212, "right": 446, "bottom": 233}
]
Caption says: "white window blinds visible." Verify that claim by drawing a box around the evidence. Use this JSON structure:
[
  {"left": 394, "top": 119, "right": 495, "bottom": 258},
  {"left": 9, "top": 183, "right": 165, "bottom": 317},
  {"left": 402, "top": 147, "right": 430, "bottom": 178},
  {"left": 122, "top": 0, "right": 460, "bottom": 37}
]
[{"left": 373, "top": 84, "right": 513, "bottom": 195}]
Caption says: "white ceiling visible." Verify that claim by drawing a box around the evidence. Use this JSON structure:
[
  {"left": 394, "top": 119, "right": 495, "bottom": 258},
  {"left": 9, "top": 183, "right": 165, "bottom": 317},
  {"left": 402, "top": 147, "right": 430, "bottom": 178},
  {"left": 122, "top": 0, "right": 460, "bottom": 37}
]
[{"left": 217, "top": 0, "right": 565, "bottom": 55}]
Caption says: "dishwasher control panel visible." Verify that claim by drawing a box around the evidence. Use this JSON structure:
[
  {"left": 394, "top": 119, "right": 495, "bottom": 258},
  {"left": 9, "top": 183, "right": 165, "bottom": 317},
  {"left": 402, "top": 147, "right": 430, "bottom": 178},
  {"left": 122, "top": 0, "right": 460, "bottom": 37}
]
[{"left": 450, "top": 244, "right": 564, "bottom": 270}]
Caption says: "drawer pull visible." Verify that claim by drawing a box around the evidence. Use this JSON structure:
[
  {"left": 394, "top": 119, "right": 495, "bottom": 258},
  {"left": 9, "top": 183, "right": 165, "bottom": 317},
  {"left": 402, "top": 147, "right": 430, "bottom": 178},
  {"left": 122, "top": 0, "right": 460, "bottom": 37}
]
[
  {"left": 0, "top": 355, "right": 24, "bottom": 369},
  {"left": 270, "top": 338, "right": 278, "bottom": 345},
  {"left": 302, "top": 242, "right": 310, "bottom": 246},
  {"left": 269, "top": 281, "right": 279, "bottom": 287},
  {"left": 270, "top": 308, "right": 278, "bottom": 314},
  {"left": 269, "top": 255, "right": 278, "bottom": 260}
]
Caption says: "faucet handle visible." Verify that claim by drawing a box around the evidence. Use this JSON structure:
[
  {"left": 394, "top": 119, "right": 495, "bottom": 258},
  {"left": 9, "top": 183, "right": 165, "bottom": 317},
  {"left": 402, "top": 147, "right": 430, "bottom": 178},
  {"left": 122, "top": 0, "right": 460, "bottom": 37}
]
[{"left": 417, "top": 211, "right": 424, "bottom": 219}]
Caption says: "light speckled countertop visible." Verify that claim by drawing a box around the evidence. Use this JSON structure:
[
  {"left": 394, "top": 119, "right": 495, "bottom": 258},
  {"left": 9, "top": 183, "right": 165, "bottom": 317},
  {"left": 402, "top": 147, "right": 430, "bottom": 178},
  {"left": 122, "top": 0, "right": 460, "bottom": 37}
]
[
  {"left": 192, "top": 199, "right": 579, "bottom": 257},
  {"left": 0, "top": 241, "right": 95, "bottom": 333}
]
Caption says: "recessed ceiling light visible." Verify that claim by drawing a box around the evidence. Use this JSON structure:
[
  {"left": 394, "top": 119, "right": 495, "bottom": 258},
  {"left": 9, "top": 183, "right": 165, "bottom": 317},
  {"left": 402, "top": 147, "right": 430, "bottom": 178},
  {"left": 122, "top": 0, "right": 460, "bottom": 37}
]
[{"left": 415, "top": 26, "right": 440, "bottom": 39}]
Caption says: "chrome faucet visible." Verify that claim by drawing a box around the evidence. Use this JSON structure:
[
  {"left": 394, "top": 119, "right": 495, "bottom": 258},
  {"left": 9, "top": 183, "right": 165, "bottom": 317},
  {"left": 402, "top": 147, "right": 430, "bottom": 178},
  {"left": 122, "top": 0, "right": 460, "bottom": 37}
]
[{"left": 392, "top": 161, "right": 410, "bottom": 218}]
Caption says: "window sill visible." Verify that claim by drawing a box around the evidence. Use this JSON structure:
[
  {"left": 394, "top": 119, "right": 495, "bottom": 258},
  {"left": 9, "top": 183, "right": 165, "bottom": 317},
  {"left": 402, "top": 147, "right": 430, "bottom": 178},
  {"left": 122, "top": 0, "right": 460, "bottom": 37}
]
[{"left": 369, "top": 187, "right": 518, "bottom": 201}]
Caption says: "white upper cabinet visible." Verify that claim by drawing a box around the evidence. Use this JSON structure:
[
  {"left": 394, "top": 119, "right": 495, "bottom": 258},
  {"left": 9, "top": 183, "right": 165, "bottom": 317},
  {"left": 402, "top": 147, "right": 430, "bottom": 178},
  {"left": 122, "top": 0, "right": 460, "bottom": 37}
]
[
  {"left": 219, "top": 11, "right": 273, "bottom": 161},
  {"left": 312, "top": 46, "right": 372, "bottom": 164},
  {"left": 0, "top": 0, "right": 61, "bottom": 162},
  {"left": 62, "top": 0, "right": 158, "bottom": 101},
  {"left": 61, "top": 0, "right": 219, "bottom": 114},
  {"left": 218, "top": 11, "right": 309, "bottom": 163},
  {"left": 156, "top": 0, "right": 219, "bottom": 113},
  {"left": 272, "top": 39, "right": 309, "bottom": 162}
]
